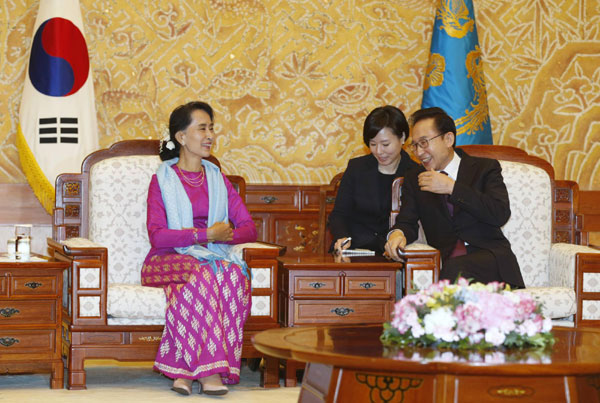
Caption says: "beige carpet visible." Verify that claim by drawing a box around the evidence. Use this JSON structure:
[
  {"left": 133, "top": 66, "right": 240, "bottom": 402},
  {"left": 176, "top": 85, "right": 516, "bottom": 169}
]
[{"left": 0, "top": 360, "right": 300, "bottom": 402}]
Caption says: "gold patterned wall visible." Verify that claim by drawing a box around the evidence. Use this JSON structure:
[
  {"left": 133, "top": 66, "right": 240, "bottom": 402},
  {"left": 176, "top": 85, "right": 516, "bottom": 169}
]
[{"left": 1, "top": 0, "right": 599, "bottom": 190}]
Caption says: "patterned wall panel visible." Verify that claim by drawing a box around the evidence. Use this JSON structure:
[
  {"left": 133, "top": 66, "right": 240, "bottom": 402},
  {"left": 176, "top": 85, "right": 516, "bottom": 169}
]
[{"left": 0, "top": 0, "right": 598, "bottom": 190}]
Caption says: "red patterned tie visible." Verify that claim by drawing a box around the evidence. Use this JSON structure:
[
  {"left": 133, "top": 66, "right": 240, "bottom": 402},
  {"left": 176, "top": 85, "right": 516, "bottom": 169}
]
[{"left": 440, "top": 171, "right": 467, "bottom": 258}]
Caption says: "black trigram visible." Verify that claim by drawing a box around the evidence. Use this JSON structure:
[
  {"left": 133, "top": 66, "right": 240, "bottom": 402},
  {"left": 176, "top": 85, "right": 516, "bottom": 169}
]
[{"left": 38, "top": 117, "right": 79, "bottom": 144}]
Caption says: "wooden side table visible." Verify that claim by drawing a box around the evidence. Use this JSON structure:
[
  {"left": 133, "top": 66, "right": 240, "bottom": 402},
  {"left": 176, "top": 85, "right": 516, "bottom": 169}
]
[
  {"left": 279, "top": 254, "right": 402, "bottom": 327},
  {"left": 0, "top": 253, "right": 68, "bottom": 389},
  {"left": 278, "top": 254, "right": 403, "bottom": 386}
]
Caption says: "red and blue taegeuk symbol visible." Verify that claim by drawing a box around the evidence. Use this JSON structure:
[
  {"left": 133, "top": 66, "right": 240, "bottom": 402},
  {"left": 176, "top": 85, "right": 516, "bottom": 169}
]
[{"left": 29, "top": 17, "right": 89, "bottom": 97}]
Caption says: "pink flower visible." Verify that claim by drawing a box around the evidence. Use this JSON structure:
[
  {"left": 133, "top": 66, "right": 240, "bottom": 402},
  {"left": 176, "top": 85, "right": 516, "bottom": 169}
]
[
  {"left": 407, "top": 311, "right": 425, "bottom": 338},
  {"left": 512, "top": 293, "right": 538, "bottom": 322},
  {"left": 425, "top": 279, "right": 451, "bottom": 294},
  {"left": 391, "top": 294, "right": 428, "bottom": 335},
  {"left": 455, "top": 302, "right": 483, "bottom": 337},
  {"left": 518, "top": 318, "right": 541, "bottom": 337},
  {"left": 391, "top": 303, "right": 413, "bottom": 333},
  {"left": 486, "top": 281, "right": 505, "bottom": 292},
  {"left": 476, "top": 291, "right": 517, "bottom": 334}
]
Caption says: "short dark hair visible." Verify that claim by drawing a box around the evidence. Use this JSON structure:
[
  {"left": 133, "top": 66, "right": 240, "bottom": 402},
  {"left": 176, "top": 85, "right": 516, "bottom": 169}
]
[
  {"left": 409, "top": 107, "right": 456, "bottom": 147},
  {"left": 159, "top": 101, "right": 214, "bottom": 161},
  {"left": 362, "top": 105, "right": 409, "bottom": 146}
]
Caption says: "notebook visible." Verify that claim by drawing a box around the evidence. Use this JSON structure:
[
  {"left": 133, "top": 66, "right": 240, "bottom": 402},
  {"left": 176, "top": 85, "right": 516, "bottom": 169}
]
[{"left": 341, "top": 248, "right": 376, "bottom": 256}]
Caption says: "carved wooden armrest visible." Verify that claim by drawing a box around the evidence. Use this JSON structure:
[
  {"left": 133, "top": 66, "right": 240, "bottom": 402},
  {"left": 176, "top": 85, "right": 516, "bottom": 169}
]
[
  {"left": 239, "top": 242, "right": 284, "bottom": 332},
  {"left": 241, "top": 241, "right": 286, "bottom": 261},
  {"left": 575, "top": 213, "right": 600, "bottom": 247},
  {"left": 398, "top": 244, "right": 441, "bottom": 295},
  {"left": 574, "top": 252, "right": 600, "bottom": 326},
  {"left": 47, "top": 237, "right": 108, "bottom": 326}
]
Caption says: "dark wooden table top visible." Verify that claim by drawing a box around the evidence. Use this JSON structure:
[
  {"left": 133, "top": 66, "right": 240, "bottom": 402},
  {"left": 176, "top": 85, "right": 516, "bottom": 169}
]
[{"left": 253, "top": 324, "right": 600, "bottom": 376}]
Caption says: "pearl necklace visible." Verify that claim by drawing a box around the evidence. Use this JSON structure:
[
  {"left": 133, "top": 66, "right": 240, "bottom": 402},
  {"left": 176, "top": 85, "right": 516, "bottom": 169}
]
[{"left": 176, "top": 165, "right": 205, "bottom": 187}]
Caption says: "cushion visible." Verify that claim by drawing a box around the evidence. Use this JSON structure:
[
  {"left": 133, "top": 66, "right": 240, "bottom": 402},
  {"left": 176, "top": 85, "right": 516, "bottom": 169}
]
[
  {"left": 107, "top": 283, "right": 165, "bottom": 321},
  {"left": 515, "top": 286, "right": 576, "bottom": 319},
  {"left": 498, "top": 160, "right": 552, "bottom": 287},
  {"left": 548, "top": 243, "right": 600, "bottom": 287},
  {"left": 106, "top": 244, "right": 279, "bottom": 324},
  {"left": 89, "top": 155, "right": 161, "bottom": 285}
]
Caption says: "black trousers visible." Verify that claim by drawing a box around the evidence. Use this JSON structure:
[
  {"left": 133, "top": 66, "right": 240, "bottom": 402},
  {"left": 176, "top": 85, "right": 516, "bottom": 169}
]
[{"left": 440, "top": 245, "right": 508, "bottom": 286}]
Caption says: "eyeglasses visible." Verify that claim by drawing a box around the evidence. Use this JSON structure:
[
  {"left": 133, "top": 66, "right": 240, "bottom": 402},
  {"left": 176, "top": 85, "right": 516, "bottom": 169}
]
[{"left": 409, "top": 133, "right": 445, "bottom": 152}]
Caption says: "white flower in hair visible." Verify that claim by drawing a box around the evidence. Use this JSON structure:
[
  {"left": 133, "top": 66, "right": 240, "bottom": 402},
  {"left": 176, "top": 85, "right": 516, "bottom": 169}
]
[
  {"left": 161, "top": 126, "right": 170, "bottom": 142},
  {"left": 159, "top": 126, "right": 175, "bottom": 152}
]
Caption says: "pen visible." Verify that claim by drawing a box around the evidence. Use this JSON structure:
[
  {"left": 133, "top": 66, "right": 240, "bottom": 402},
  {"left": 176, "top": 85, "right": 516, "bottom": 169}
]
[{"left": 341, "top": 237, "right": 351, "bottom": 248}]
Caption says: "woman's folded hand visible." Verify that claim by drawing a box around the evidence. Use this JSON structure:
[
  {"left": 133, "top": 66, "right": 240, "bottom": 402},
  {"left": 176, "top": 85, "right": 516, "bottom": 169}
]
[{"left": 207, "top": 221, "right": 233, "bottom": 242}]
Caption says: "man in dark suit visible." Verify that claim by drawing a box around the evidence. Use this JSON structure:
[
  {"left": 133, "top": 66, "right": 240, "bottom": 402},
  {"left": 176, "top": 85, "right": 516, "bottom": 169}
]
[{"left": 384, "top": 107, "right": 524, "bottom": 288}]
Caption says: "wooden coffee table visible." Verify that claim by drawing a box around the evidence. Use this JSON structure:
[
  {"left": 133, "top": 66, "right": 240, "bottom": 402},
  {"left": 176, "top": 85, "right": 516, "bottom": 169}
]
[{"left": 253, "top": 324, "right": 600, "bottom": 402}]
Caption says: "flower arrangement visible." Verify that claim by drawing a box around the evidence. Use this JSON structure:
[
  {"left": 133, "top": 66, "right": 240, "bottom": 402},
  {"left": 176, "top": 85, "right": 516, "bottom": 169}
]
[{"left": 381, "top": 278, "right": 554, "bottom": 350}]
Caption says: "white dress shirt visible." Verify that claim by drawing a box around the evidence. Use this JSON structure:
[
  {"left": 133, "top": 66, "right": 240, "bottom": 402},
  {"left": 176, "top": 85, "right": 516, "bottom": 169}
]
[{"left": 439, "top": 151, "right": 461, "bottom": 179}]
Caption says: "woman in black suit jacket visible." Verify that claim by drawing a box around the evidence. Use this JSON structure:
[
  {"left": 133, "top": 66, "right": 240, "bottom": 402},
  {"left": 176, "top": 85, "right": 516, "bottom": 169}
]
[{"left": 328, "top": 106, "right": 418, "bottom": 254}]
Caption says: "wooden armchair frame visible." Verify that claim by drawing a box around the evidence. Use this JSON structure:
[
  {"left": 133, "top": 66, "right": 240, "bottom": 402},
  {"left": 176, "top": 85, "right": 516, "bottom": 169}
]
[
  {"left": 48, "top": 140, "right": 284, "bottom": 389},
  {"left": 390, "top": 144, "right": 600, "bottom": 326},
  {"left": 390, "top": 176, "right": 441, "bottom": 295},
  {"left": 316, "top": 172, "right": 344, "bottom": 255}
]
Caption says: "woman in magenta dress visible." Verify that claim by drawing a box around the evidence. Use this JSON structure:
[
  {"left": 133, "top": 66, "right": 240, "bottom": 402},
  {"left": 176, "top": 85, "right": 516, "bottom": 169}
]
[{"left": 141, "top": 101, "right": 257, "bottom": 395}]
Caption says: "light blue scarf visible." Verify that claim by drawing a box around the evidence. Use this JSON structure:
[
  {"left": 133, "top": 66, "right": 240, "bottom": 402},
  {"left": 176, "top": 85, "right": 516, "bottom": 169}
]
[{"left": 156, "top": 158, "right": 249, "bottom": 279}]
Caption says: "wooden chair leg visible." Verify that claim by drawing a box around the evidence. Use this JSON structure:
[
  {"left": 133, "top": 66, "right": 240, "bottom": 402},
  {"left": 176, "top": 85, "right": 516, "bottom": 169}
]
[
  {"left": 67, "top": 347, "right": 87, "bottom": 390},
  {"left": 260, "top": 355, "right": 280, "bottom": 388},
  {"left": 285, "top": 359, "right": 305, "bottom": 387},
  {"left": 50, "top": 361, "right": 64, "bottom": 389}
]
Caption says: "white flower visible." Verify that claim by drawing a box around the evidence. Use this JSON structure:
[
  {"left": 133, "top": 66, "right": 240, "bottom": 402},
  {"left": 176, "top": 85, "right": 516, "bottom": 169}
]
[
  {"left": 468, "top": 352, "right": 483, "bottom": 362},
  {"left": 484, "top": 351, "right": 506, "bottom": 364},
  {"left": 503, "top": 290, "right": 521, "bottom": 304},
  {"left": 406, "top": 351, "right": 422, "bottom": 361},
  {"left": 161, "top": 126, "right": 170, "bottom": 140},
  {"left": 518, "top": 319, "right": 541, "bottom": 337},
  {"left": 484, "top": 327, "right": 506, "bottom": 346},
  {"left": 470, "top": 333, "right": 484, "bottom": 344},
  {"left": 438, "top": 351, "right": 456, "bottom": 362},
  {"left": 423, "top": 307, "right": 457, "bottom": 342},
  {"left": 404, "top": 309, "right": 424, "bottom": 337},
  {"left": 542, "top": 317, "right": 552, "bottom": 332},
  {"left": 166, "top": 140, "right": 175, "bottom": 150},
  {"left": 410, "top": 321, "right": 425, "bottom": 338},
  {"left": 498, "top": 318, "right": 517, "bottom": 334}
]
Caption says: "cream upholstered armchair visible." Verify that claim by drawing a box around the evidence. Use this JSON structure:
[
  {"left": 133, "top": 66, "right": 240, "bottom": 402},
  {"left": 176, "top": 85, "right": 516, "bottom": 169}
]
[
  {"left": 391, "top": 145, "right": 600, "bottom": 327},
  {"left": 48, "top": 140, "right": 284, "bottom": 389}
]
